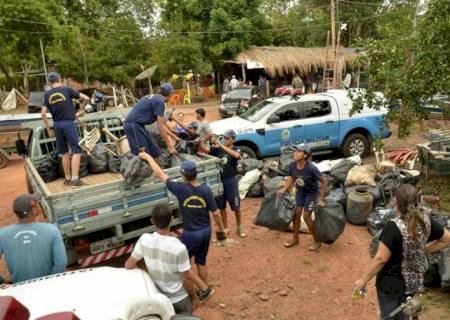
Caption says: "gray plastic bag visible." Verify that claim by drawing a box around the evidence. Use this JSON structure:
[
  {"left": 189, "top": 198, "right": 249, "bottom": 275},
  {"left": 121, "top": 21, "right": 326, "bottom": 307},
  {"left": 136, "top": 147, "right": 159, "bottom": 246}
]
[
  {"left": 254, "top": 194, "right": 296, "bottom": 230},
  {"left": 89, "top": 143, "right": 108, "bottom": 174},
  {"left": 263, "top": 176, "right": 285, "bottom": 197},
  {"left": 120, "top": 152, "right": 153, "bottom": 185},
  {"left": 278, "top": 147, "right": 295, "bottom": 176}
]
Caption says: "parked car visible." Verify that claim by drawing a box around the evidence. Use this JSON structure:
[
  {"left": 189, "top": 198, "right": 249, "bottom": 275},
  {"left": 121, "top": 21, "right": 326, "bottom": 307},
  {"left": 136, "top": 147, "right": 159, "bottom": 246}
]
[
  {"left": 27, "top": 91, "right": 46, "bottom": 113},
  {"left": 219, "top": 86, "right": 260, "bottom": 118},
  {"left": 211, "top": 89, "right": 391, "bottom": 159},
  {"left": 0, "top": 267, "right": 200, "bottom": 320}
]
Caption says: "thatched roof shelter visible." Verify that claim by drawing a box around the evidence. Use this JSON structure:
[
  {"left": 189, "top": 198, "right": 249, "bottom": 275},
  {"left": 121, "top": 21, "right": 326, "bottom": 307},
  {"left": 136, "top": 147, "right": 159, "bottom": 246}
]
[{"left": 229, "top": 46, "right": 359, "bottom": 78}]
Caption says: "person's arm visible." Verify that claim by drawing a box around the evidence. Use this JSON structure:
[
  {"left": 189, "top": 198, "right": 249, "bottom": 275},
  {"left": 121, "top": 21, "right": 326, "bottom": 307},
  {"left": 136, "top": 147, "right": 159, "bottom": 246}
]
[
  {"left": 204, "top": 188, "right": 224, "bottom": 232},
  {"left": 211, "top": 138, "right": 240, "bottom": 159},
  {"left": 180, "top": 271, "right": 199, "bottom": 310},
  {"left": 76, "top": 92, "right": 90, "bottom": 115},
  {"left": 318, "top": 176, "right": 328, "bottom": 206},
  {"left": 354, "top": 241, "right": 391, "bottom": 290},
  {"left": 139, "top": 151, "right": 169, "bottom": 183},
  {"left": 278, "top": 176, "right": 295, "bottom": 194},
  {"left": 165, "top": 123, "right": 181, "bottom": 142},
  {"left": 172, "top": 117, "right": 195, "bottom": 135},
  {"left": 51, "top": 230, "right": 67, "bottom": 274},
  {"left": 41, "top": 106, "right": 52, "bottom": 137},
  {"left": 125, "top": 256, "right": 139, "bottom": 269},
  {"left": 157, "top": 116, "right": 176, "bottom": 154},
  {"left": 425, "top": 228, "right": 450, "bottom": 254},
  {"left": 125, "top": 237, "right": 143, "bottom": 269}
]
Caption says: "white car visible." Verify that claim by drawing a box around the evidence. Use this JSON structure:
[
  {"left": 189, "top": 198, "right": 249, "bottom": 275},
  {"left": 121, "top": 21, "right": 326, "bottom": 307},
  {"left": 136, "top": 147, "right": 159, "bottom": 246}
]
[{"left": 0, "top": 267, "right": 201, "bottom": 320}]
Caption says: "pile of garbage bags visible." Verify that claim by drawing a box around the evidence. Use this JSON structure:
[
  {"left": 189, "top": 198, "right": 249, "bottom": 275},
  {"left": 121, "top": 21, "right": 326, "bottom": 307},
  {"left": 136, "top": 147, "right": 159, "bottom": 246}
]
[
  {"left": 254, "top": 194, "right": 296, "bottom": 231},
  {"left": 36, "top": 151, "right": 59, "bottom": 183}
]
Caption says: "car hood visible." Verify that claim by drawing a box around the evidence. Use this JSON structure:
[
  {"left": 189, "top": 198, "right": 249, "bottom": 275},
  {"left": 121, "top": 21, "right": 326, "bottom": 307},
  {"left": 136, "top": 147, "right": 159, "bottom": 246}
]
[
  {"left": 222, "top": 98, "right": 249, "bottom": 104},
  {"left": 210, "top": 117, "right": 253, "bottom": 135}
]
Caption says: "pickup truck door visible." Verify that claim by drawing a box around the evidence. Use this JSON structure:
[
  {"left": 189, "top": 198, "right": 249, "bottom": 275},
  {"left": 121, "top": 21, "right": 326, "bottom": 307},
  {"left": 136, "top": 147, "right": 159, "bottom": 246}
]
[
  {"left": 263, "top": 102, "right": 305, "bottom": 155},
  {"left": 299, "top": 98, "right": 340, "bottom": 150}
]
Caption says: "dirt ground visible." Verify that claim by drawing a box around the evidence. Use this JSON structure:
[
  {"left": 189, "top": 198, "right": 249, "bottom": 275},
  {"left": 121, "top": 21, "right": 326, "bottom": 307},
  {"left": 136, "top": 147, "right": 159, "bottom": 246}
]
[{"left": 1, "top": 100, "right": 449, "bottom": 319}]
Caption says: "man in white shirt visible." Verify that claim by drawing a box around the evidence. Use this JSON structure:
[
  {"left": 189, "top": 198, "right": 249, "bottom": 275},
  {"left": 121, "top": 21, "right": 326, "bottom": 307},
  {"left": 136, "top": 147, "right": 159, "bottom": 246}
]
[
  {"left": 230, "top": 75, "right": 239, "bottom": 90},
  {"left": 125, "top": 206, "right": 199, "bottom": 314}
]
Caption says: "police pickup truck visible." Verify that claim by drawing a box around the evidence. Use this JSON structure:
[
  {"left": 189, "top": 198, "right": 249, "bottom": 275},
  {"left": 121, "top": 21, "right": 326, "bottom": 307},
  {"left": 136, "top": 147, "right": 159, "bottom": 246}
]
[{"left": 210, "top": 90, "right": 391, "bottom": 158}]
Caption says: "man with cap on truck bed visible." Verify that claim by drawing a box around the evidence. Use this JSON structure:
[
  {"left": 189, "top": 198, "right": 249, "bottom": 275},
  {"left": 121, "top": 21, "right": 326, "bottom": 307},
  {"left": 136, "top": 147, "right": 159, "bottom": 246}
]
[
  {"left": 0, "top": 192, "right": 67, "bottom": 286},
  {"left": 124, "top": 83, "right": 177, "bottom": 159},
  {"left": 41, "top": 72, "right": 90, "bottom": 187}
]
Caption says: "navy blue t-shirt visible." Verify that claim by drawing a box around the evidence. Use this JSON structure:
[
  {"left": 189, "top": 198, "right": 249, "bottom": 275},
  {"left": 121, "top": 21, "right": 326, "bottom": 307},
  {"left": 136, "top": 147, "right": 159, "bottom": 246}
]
[
  {"left": 288, "top": 160, "right": 322, "bottom": 194},
  {"left": 43, "top": 86, "right": 80, "bottom": 121},
  {"left": 210, "top": 146, "right": 240, "bottom": 179},
  {"left": 125, "top": 94, "right": 165, "bottom": 125},
  {"left": 166, "top": 179, "right": 218, "bottom": 231}
]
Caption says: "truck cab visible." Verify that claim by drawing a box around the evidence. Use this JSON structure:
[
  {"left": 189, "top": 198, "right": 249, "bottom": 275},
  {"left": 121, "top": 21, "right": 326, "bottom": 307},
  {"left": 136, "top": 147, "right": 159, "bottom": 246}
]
[{"left": 210, "top": 90, "right": 391, "bottom": 159}]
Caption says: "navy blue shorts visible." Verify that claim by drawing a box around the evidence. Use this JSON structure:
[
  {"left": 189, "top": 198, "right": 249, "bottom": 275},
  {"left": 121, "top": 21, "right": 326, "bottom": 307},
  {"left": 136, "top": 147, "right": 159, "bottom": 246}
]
[
  {"left": 123, "top": 122, "right": 160, "bottom": 157},
  {"left": 53, "top": 121, "right": 81, "bottom": 155},
  {"left": 181, "top": 226, "right": 211, "bottom": 266},
  {"left": 296, "top": 192, "right": 318, "bottom": 212},
  {"left": 216, "top": 176, "right": 240, "bottom": 211}
]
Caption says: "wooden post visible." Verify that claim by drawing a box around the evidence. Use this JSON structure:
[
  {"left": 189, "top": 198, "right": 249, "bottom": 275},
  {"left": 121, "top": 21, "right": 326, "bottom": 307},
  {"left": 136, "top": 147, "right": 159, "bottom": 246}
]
[
  {"left": 112, "top": 87, "right": 117, "bottom": 108},
  {"left": 148, "top": 77, "right": 153, "bottom": 94},
  {"left": 333, "top": 28, "right": 341, "bottom": 89},
  {"left": 331, "top": 0, "right": 336, "bottom": 52},
  {"left": 241, "top": 64, "right": 246, "bottom": 83},
  {"left": 39, "top": 39, "right": 48, "bottom": 83},
  {"left": 121, "top": 85, "right": 128, "bottom": 108}
]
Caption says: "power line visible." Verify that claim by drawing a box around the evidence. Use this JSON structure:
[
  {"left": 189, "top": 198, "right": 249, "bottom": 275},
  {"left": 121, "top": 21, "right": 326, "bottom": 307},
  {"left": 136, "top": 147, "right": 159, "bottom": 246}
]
[{"left": 340, "top": 0, "right": 385, "bottom": 6}]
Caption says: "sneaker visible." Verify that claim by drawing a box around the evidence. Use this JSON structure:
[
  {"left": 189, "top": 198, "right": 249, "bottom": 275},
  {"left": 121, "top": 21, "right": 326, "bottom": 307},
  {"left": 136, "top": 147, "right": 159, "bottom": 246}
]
[
  {"left": 70, "top": 179, "right": 87, "bottom": 187},
  {"left": 237, "top": 226, "right": 247, "bottom": 238},
  {"left": 199, "top": 287, "right": 215, "bottom": 303},
  {"left": 309, "top": 241, "right": 321, "bottom": 251},
  {"left": 63, "top": 179, "right": 72, "bottom": 185}
]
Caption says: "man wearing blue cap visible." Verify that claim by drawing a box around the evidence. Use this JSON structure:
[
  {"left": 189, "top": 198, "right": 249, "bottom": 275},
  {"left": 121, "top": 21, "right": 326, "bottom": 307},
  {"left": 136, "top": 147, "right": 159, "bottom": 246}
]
[
  {"left": 139, "top": 151, "right": 225, "bottom": 304},
  {"left": 278, "top": 144, "right": 328, "bottom": 251},
  {"left": 124, "top": 83, "right": 177, "bottom": 159},
  {"left": 41, "top": 72, "right": 90, "bottom": 186},
  {"left": 210, "top": 129, "right": 246, "bottom": 237}
]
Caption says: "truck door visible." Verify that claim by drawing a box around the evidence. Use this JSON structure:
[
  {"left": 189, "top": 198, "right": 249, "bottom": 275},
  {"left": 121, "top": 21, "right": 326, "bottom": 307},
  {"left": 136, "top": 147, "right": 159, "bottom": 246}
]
[
  {"left": 264, "top": 102, "right": 305, "bottom": 155},
  {"left": 300, "top": 99, "right": 339, "bottom": 150}
]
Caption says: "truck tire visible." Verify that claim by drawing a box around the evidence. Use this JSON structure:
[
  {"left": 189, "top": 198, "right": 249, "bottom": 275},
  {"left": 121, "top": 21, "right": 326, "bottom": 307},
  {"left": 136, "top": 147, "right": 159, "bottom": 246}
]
[
  {"left": 237, "top": 146, "right": 257, "bottom": 159},
  {"left": 342, "top": 133, "right": 369, "bottom": 158}
]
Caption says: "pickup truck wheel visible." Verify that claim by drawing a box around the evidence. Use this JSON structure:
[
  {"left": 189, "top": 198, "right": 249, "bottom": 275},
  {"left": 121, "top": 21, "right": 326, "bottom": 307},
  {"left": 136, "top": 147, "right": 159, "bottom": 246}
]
[
  {"left": 342, "top": 133, "right": 369, "bottom": 157},
  {"left": 238, "top": 146, "right": 257, "bottom": 159}
]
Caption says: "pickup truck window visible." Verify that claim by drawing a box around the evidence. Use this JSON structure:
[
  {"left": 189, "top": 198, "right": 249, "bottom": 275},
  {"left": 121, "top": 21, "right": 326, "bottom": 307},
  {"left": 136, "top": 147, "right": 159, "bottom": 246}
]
[
  {"left": 301, "top": 100, "right": 332, "bottom": 118},
  {"left": 239, "top": 100, "right": 278, "bottom": 122},
  {"left": 273, "top": 103, "right": 302, "bottom": 122}
]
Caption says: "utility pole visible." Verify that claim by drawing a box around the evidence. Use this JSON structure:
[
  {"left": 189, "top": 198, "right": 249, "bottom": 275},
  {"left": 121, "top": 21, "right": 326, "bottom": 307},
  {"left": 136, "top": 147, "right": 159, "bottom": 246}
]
[
  {"left": 331, "top": 0, "right": 336, "bottom": 52},
  {"left": 39, "top": 39, "right": 48, "bottom": 84}
]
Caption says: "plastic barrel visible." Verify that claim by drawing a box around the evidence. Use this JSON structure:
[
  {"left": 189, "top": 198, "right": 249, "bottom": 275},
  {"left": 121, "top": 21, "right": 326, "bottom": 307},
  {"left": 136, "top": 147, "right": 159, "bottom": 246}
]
[{"left": 346, "top": 188, "right": 374, "bottom": 225}]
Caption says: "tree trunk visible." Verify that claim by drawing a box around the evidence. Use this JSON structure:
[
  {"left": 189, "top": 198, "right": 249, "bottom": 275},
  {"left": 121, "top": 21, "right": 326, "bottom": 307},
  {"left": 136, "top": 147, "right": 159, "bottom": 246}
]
[
  {"left": 397, "top": 102, "right": 405, "bottom": 138},
  {"left": 22, "top": 63, "right": 30, "bottom": 97},
  {"left": 0, "top": 61, "right": 12, "bottom": 83}
]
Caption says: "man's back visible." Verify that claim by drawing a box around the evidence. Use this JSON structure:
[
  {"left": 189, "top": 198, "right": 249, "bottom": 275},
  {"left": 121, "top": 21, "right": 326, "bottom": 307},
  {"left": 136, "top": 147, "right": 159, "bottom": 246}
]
[
  {"left": 0, "top": 222, "right": 67, "bottom": 283},
  {"left": 43, "top": 86, "right": 80, "bottom": 121},
  {"left": 132, "top": 232, "right": 190, "bottom": 303},
  {"left": 125, "top": 94, "right": 165, "bottom": 125}
]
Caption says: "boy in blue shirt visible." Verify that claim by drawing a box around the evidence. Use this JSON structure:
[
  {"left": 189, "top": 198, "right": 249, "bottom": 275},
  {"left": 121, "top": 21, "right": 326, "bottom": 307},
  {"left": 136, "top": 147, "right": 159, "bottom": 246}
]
[
  {"left": 41, "top": 72, "right": 90, "bottom": 186},
  {"left": 0, "top": 192, "right": 67, "bottom": 284},
  {"left": 124, "top": 83, "right": 177, "bottom": 159},
  {"left": 210, "top": 129, "right": 246, "bottom": 237},
  {"left": 139, "top": 152, "right": 225, "bottom": 303}
]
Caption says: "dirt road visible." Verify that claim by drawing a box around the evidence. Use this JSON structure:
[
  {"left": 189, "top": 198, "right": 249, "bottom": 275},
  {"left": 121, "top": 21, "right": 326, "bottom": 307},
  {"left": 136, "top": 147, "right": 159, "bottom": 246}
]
[{"left": 0, "top": 101, "right": 448, "bottom": 319}]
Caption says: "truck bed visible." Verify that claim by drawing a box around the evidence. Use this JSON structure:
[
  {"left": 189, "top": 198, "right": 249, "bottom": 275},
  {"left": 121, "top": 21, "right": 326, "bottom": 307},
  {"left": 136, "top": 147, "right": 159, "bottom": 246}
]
[{"left": 46, "top": 172, "right": 122, "bottom": 195}]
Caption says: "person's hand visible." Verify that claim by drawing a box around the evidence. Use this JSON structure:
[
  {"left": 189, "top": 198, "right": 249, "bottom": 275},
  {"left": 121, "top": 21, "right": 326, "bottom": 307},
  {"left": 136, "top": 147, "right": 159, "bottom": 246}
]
[
  {"left": 277, "top": 189, "right": 285, "bottom": 196},
  {"left": 354, "top": 279, "right": 366, "bottom": 292},
  {"left": 139, "top": 151, "right": 151, "bottom": 161},
  {"left": 193, "top": 297, "right": 200, "bottom": 310},
  {"left": 76, "top": 110, "right": 85, "bottom": 119},
  {"left": 46, "top": 128, "right": 54, "bottom": 138},
  {"left": 318, "top": 199, "right": 326, "bottom": 207},
  {"left": 168, "top": 146, "right": 177, "bottom": 155}
]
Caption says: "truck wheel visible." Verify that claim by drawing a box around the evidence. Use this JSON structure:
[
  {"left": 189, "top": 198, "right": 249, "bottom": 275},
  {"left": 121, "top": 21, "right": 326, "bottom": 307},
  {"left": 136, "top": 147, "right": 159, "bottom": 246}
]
[
  {"left": 342, "top": 133, "right": 369, "bottom": 158},
  {"left": 0, "top": 153, "right": 8, "bottom": 169},
  {"left": 238, "top": 146, "right": 257, "bottom": 159}
]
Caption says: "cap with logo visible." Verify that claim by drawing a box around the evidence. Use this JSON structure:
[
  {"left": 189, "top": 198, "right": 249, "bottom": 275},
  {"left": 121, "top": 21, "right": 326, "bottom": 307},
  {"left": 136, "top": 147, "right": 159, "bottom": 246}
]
[
  {"left": 295, "top": 143, "right": 311, "bottom": 155},
  {"left": 160, "top": 83, "right": 174, "bottom": 97},
  {"left": 180, "top": 160, "right": 197, "bottom": 176},
  {"left": 187, "top": 121, "right": 198, "bottom": 129},
  {"left": 223, "top": 129, "right": 236, "bottom": 140},
  {"left": 47, "top": 72, "right": 61, "bottom": 83},
  {"left": 13, "top": 192, "right": 43, "bottom": 216}
]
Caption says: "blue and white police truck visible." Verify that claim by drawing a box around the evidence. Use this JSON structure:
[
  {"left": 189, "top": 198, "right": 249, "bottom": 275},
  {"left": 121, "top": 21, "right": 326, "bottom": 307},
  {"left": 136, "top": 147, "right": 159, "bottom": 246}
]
[{"left": 210, "top": 90, "right": 391, "bottom": 159}]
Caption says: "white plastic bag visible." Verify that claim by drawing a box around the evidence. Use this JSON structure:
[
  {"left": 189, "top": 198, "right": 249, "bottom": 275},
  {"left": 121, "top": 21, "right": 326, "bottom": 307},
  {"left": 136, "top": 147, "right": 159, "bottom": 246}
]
[{"left": 238, "top": 169, "right": 262, "bottom": 200}]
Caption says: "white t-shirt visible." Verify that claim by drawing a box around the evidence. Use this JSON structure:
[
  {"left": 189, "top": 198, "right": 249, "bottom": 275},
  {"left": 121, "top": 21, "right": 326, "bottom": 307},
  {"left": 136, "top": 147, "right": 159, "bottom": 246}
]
[{"left": 131, "top": 232, "right": 190, "bottom": 303}]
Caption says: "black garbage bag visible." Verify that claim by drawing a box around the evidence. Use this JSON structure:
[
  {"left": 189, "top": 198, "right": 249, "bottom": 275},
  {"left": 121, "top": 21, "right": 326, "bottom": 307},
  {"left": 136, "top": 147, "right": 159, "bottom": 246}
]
[
  {"left": 254, "top": 194, "right": 296, "bottom": 230},
  {"left": 37, "top": 151, "right": 59, "bottom": 183},
  {"left": 89, "top": 143, "right": 108, "bottom": 174},
  {"left": 108, "top": 154, "right": 121, "bottom": 173},
  {"left": 366, "top": 208, "right": 396, "bottom": 236},
  {"left": 239, "top": 158, "right": 264, "bottom": 174},
  {"left": 120, "top": 152, "right": 153, "bottom": 185},
  {"left": 325, "top": 188, "right": 347, "bottom": 208},
  {"left": 278, "top": 147, "right": 295, "bottom": 176},
  {"left": 58, "top": 152, "right": 89, "bottom": 178},
  {"left": 330, "top": 159, "right": 355, "bottom": 183},
  {"left": 263, "top": 176, "right": 285, "bottom": 197},
  {"left": 175, "top": 140, "right": 188, "bottom": 154},
  {"left": 159, "top": 149, "right": 172, "bottom": 169},
  {"left": 424, "top": 254, "right": 442, "bottom": 286},
  {"left": 370, "top": 230, "right": 382, "bottom": 258},
  {"left": 324, "top": 174, "right": 341, "bottom": 189},
  {"left": 314, "top": 201, "right": 346, "bottom": 244},
  {"left": 437, "top": 248, "right": 450, "bottom": 289},
  {"left": 247, "top": 177, "right": 264, "bottom": 197}
]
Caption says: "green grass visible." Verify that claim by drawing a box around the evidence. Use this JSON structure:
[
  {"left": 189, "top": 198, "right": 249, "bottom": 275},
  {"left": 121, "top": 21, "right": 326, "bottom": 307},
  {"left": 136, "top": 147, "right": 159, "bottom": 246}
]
[{"left": 418, "top": 175, "right": 450, "bottom": 212}]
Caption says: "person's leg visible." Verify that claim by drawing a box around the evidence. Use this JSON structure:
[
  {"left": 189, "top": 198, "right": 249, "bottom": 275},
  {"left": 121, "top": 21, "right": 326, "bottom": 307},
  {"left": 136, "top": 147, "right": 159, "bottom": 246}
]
[
  {"left": 123, "top": 122, "right": 141, "bottom": 156},
  {"left": 195, "top": 227, "right": 214, "bottom": 303},
  {"left": 227, "top": 176, "right": 245, "bottom": 237},
  {"left": 71, "top": 153, "right": 81, "bottom": 178},
  {"left": 181, "top": 231, "right": 207, "bottom": 291},
  {"left": 377, "top": 288, "right": 406, "bottom": 320},
  {"left": 53, "top": 122, "right": 70, "bottom": 181},
  {"left": 285, "top": 192, "right": 305, "bottom": 247},
  {"left": 303, "top": 194, "right": 320, "bottom": 251},
  {"left": 62, "top": 153, "right": 71, "bottom": 180},
  {"left": 172, "top": 296, "right": 193, "bottom": 315},
  {"left": 216, "top": 183, "right": 228, "bottom": 233},
  {"left": 65, "top": 122, "right": 84, "bottom": 184},
  {"left": 220, "top": 208, "right": 228, "bottom": 231}
]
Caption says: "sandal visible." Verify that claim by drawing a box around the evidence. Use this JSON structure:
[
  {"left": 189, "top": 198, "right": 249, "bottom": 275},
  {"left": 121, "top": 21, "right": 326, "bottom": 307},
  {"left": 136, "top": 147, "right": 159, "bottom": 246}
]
[{"left": 284, "top": 239, "right": 299, "bottom": 248}]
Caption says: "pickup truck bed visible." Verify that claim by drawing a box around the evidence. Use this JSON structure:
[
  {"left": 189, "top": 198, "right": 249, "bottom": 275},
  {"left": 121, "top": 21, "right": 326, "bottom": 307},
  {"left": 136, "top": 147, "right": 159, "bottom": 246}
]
[{"left": 45, "top": 172, "right": 122, "bottom": 195}]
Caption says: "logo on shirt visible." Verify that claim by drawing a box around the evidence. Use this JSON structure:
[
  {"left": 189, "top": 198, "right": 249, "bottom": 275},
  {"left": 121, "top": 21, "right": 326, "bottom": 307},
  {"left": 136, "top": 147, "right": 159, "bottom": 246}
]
[
  {"left": 183, "top": 195, "right": 207, "bottom": 209},
  {"left": 221, "top": 156, "right": 228, "bottom": 166},
  {"left": 14, "top": 230, "right": 38, "bottom": 245},
  {"left": 49, "top": 93, "right": 67, "bottom": 105},
  {"left": 296, "top": 177, "right": 305, "bottom": 187}
]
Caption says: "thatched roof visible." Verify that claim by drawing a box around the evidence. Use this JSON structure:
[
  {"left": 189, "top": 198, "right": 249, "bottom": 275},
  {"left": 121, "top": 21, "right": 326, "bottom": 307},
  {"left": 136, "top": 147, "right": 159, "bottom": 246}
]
[{"left": 231, "top": 46, "right": 359, "bottom": 78}]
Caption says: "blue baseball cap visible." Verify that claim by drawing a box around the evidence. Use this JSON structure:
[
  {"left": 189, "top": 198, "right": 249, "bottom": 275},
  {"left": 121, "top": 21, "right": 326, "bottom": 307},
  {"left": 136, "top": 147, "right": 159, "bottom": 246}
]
[
  {"left": 224, "top": 129, "right": 236, "bottom": 140},
  {"left": 295, "top": 143, "right": 311, "bottom": 155},
  {"left": 47, "top": 72, "right": 61, "bottom": 83},
  {"left": 187, "top": 121, "right": 198, "bottom": 129},
  {"left": 160, "top": 83, "right": 174, "bottom": 96},
  {"left": 180, "top": 160, "right": 197, "bottom": 176}
]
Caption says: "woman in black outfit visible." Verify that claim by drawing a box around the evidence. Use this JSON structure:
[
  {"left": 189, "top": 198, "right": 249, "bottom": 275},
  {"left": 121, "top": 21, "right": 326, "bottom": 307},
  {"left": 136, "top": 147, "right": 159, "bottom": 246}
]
[{"left": 354, "top": 184, "right": 450, "bottom": 320}]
